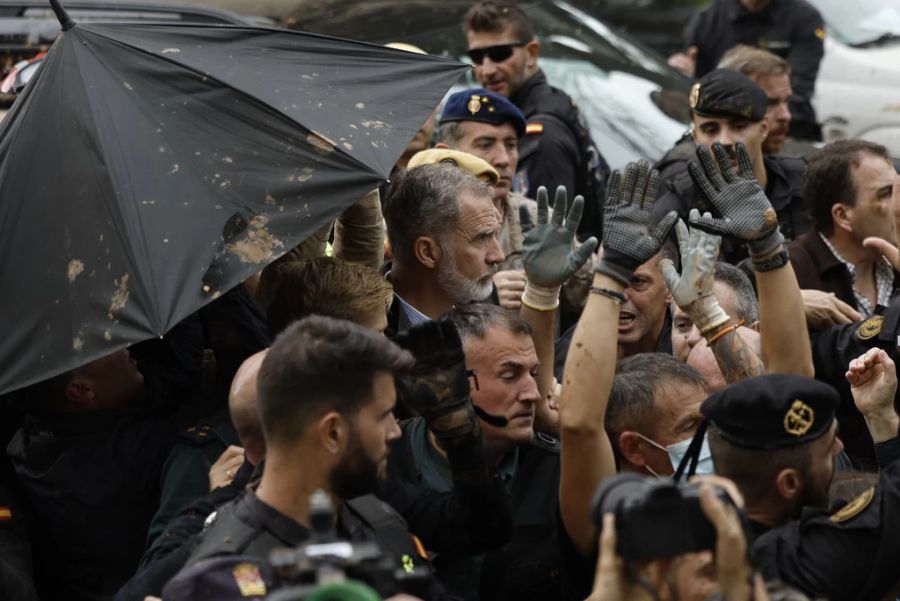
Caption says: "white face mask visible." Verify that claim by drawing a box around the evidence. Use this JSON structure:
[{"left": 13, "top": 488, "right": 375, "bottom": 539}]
[{"left": 635, "top": 432, "right": 714, "bottom": 477}]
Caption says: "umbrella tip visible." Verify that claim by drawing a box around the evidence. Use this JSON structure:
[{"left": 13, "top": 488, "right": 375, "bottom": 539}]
[{"left": 49, "top": 0, "right": 75, "bottom": 30}]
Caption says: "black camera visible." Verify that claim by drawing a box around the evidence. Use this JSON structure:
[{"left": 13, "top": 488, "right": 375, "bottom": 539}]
[
  {"left": 265, "top": 491, "right": 433, "bottom": 601},
  {"left": 590, "top": 473, "right": 736, "bottom": 561}
]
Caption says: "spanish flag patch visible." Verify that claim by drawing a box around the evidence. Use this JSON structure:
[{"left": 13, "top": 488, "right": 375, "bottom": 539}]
[
  {"left": 0, "top": 507, "right": 12, "bottom": 521},
  {"left": 526, "top": 122, "right": 544, "bottom": 135}
]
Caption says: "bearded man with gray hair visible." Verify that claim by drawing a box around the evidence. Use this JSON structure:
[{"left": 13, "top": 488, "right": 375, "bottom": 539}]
[{"left": 383, "top": 163, "right": 505, "bottom": 335}]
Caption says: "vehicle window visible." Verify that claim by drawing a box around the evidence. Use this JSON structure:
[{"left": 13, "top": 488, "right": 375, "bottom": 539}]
[{"left": 811, "top": 0, "right": 900, "bottom": 46}]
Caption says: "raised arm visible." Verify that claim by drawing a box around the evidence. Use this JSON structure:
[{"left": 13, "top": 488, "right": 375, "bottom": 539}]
[
  {"left": 560, "top": 162, "right": 677, "bottom": 554},
  {"left": 518, "top": 186, "right": 598, "bottom": 409},
  {"left": 688, "top": 143, "right": 813, "bottom": 377},
  {"left": 661, "top": 214, "right": 765, "bottom": 384}
]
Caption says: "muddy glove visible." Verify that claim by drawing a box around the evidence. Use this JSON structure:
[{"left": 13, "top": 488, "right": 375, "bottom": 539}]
[
  {"left": 687, "top": 143, "right": 784, "bottom": 260},
  {"left": 596, "top": 161, "right": 679, "bottom": 285},
  {"left": 660, "top": 211, "right": 730, "bottom": 335},
  {"left": 519, "top": 186, "right": 599, "bottom": 311},
  {"left": 395, "top": 321, "right": 505, "bottom": 449}
]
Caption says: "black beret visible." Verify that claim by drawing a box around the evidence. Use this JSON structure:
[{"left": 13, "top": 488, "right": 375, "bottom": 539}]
[
  {"left": 162, "top": 556, "right": 276, "bottom": 601},
  {"left": 690, "top": 69, "right": 768, "bottom": 122},
  {"left": 441, "top": 88, "right": 527, "bottom": 138},
  {"left": 701, "top": 374, "right": 839, "bottom": 450}
]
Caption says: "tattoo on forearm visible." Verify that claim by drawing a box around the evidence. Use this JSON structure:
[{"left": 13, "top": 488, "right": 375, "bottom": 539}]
[{"left": 712, "top": 330, "right": 765, "bottom": 384}]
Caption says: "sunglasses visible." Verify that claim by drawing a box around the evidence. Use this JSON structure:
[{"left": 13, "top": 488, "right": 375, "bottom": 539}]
[{"left": 466, "top": 42, "right": 528, "bottom": 65}]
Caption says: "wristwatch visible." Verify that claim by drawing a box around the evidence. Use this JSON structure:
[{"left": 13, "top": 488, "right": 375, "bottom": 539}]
[{"left": 752, "top": 249, "right": 790, "bottom": 272}]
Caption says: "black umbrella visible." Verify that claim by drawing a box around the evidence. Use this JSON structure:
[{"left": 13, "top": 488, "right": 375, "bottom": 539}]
[{"left": 0, "top": 1, "right": 467, "bottom": 395}]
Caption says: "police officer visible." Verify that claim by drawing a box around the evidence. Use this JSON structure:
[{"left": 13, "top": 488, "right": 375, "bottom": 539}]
[
  {"left": 696, "top": 371, "right": 900, "bottom": 601},
  {"left": 145, "top": 411, "right": 240, "bottom": 548},
  {"left": 810, "top": 303, "right": 900, "bottom": 469},
  {"left": 171, "top": 316, "right": 445, "bottom": 599},
  {"left": 463, "top": 0, "right": 608, "bottom": 240},
  {"left": 652, "top": 69, "right": 809, "bottom": 263},
  {"left": 669, "top": 0, "right": 825, "bottom": 141}
]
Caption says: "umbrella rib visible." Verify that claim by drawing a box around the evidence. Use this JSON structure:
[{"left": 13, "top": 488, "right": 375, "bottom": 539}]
[
  {"left": 67, "top": 35, "right": 165, "bottom": 333},
  {"left": 80, "top": 25, "right": 386, "bottom": 178}
]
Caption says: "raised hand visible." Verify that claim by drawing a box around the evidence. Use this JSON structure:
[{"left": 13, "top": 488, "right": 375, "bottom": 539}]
[
  {"left": 596, "top": 160, "right": 678, "bottom": 285},
  {"left": 395, "top": 320, "right": 479, "bottom": 447},
  {"left": 846, "top": 348, "right": 899, "bottom": 444},
  {"left": 660, "top": 211, "right": 730, "bottom": 335},
  {"left": 520, "top": 186, "right": 598, "bottom": 289},
  {"left": 687, "top": 143, "right": 784, "bottom": 259}
]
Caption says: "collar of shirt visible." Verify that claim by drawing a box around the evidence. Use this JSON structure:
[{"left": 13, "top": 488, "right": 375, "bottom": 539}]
[
  {"left": 409, "top": 417, "right": 520, "bottom": 493},
  {"left": 395, "top": 293, "right": 431, "bottom": 328},
  {"left": 819, "top": 232, "right": 895, "bottom": 317},
  {"left": 730, "top": 0, "right": 779, "bottom": 23},
  {"left": 510, "top": 69, "right": 547, "bottom": 109},
  {"left": 241, "top": 491, "right": 311, "bottom": 547}
]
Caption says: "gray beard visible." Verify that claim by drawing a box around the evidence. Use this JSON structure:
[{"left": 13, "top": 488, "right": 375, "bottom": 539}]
[{"left": 436, "top": 243, "right": 495, "bottom": 304}]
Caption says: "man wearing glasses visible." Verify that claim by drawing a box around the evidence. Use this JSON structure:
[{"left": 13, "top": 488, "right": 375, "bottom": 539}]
[{"left": 462, "top": 0, "right": 608, "bottom": 241}]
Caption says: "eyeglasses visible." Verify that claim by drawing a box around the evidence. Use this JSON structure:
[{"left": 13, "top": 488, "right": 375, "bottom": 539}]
[{"left": 466, "top": 42, "right": 527, "bottom": 65}]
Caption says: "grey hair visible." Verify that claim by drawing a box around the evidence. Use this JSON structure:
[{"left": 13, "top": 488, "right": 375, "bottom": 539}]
[
  {"left": 713, "top": 262, "right": 759, "bottom": 323},
  {"left": 383, "top": 163, "right": 491, "bottom": 268},
  {"left": 438, "top": 121, "right": 463, "bottom": 147},
  {"left": 607, "top": 353, "right": 705, "bottom": 443},
  {"left": 446, "top": 303, "right": 533, "bottom": 341}
]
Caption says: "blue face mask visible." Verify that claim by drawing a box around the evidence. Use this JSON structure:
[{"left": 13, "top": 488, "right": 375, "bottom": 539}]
[{"left": 636, "top": 432, "right": 714, "bottom": 477}]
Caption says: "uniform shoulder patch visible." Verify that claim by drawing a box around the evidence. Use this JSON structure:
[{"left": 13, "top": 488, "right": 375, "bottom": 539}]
[
  {"left": 830, "top": 486, "right": 875, "bottom": 523},
  {"left": 232, "top": 562, "right": 267, "bottom": 597},
  {"left": 526, "top": 122, "right": 544, "bottom": 135},
  {"left": 856, "top": 315, "right": 883, "bottom": 341},
  {"left": 0, "top": 507, "right": 12, "bottom": 521}
]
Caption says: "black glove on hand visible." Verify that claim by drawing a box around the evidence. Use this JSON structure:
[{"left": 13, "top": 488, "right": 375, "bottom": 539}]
[
  {"left": 395, "top": 320, "right": 482, "bottom": 448},
  {"left": 687, "top": 143, "right": 784, "bottom": 259},
  {"left": 596, "top": 160, "right": 679, "bottom": 285}
]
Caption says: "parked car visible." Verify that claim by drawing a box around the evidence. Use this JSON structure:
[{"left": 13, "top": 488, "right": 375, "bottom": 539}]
[
  {"left": 807, "top": 0, "right": 900, "bottom": 154},
  {"left": 253, "top": 0, "right": 693, "bottom": 168},
  {"left": 0, "top": 0, "right": 255, "bottom": 111}
]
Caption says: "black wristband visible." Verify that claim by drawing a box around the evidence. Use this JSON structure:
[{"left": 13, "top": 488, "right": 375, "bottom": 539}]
[
  {"left": 752, "top": 248, "right": 789, "bottom": 272},
  {"left": 590, "top": 287, "right": 626, "bottom": 305}
]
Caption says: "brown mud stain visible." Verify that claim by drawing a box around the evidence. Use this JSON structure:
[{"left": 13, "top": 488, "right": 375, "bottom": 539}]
[
  {"left": 307, "top": 133, "right": 335, "bottom": 155},
  {"left": 227, "top": 215, "right": 284, "bottom": 264},
  {"left": 67, "top": 259, "right": 85, "bottom": 283},
  {"left": 108, "top": 274, "right": 130, "bottom": 319}
]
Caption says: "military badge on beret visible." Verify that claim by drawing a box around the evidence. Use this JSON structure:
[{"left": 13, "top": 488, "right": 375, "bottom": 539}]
[
  {"left": 856, "top": 315, "right": 883, "bottom": 341},
  {"left": 783, "top": 400, "right": 814, "bottom": 437},
  {"left": 689, "top": 83, "right": 700, "bottom": 109},
  {"left": 467, "top": 94, "right": 482, "bottom": 115}
]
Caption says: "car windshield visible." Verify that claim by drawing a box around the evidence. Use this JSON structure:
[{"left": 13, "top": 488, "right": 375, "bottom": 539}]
[
  {"left": 811, "top": 0, "right": 900, "bottom": 46},
  {"left": 290, "top": 0, "right": 690, "bottom": 167}
]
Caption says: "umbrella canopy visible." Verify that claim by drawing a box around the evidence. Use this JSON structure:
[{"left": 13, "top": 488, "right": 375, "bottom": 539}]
[{"left": 0, "top": 3, "right": 467, "bottom": 395}]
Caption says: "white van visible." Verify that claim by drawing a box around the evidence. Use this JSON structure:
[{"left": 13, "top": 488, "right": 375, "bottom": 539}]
[{"left": 811, "top": 0, "right": 900, "bottom": 155}]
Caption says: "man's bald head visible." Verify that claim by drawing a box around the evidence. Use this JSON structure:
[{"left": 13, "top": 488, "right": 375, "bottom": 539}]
[{"left": 229, "top": 350, "right": 267, "bottom": 465}]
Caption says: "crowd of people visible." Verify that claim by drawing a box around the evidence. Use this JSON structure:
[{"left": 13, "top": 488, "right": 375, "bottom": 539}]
[{"left": 2, "top": 0, "right": 899, "bottom": 600}]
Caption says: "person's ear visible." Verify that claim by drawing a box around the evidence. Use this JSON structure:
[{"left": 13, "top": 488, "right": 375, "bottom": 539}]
[
  {"left": 831, "top": 203, "right": 853, "bottom": 233},
  {"left": 317, "top": 411, "right": 349, "bottom": 456},
  {"left": 413, "top": 235, "right": 443, "bottom": 270},
  {"left": 618, "top": 431, "right": 647, "bottom": 469},
  {"left": 64, "top": 375, "right": 94, "bottom": 404},
  {"left": 759, "top": 117, "right": 769, "bottom": 141},
  {"left": 774, "top": 467, "right": 802, "bottom": 502},
  {"left": 525, "top": 39, "right": 540, "bottom": 68},
  {"left": 747, "top": 320, "right": 761, "bottom": 332}
]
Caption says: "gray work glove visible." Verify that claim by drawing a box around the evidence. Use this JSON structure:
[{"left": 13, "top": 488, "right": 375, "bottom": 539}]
[
  {"left": 596, "top": 160, "right": 679, "bottom": 285},
  {"left": 660, "top": 211, "right": 730, "bottom": 335},
  {"left": 687, "top": 143, "right": 784, "bottom": 259},
  {"left": 520, "top": 186, "right": 599, "bottom": 310}
]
